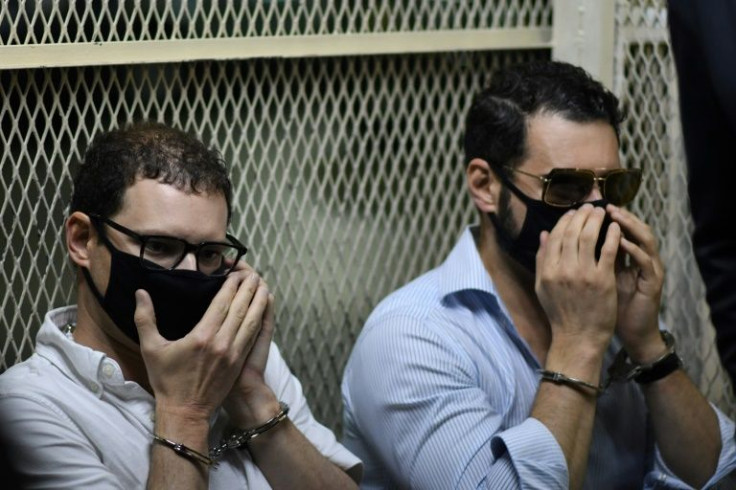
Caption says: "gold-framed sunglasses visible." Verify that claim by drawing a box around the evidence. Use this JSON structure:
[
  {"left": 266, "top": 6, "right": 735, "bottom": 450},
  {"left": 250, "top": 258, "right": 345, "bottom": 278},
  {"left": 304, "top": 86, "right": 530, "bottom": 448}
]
[{"left": 510, "top": 167, "right": 643, "bottom": 207}]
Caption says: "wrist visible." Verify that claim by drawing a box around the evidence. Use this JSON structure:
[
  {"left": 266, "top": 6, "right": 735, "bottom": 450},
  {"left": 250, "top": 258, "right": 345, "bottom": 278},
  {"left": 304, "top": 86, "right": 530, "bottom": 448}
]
[
  {"left": 623, "top": 331, "right": 667, "bottom": 364},
  {"left": 547, "top": 336, "right": 608, "bottom": 380},
  {"left": 155, "top": 400, "right": 214, "bottom": 424},
  {"left": 154, "top": 406, "right": 211, "bottom": 454},
  {"left": 225, "top": 386, "right": 281, "bottom": 429}
]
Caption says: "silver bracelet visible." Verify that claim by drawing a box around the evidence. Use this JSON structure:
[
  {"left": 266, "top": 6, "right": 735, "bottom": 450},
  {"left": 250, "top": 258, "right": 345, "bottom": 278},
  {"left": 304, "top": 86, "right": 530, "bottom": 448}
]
[
  {"left": 209, "top": 401, "right": 290, "bottom": 460},
  {"left": 539, "top": 369, "right": 605, "bottom": 397},
  {"left": 153, "top": 434, "right": 216, "bottom": 467}
]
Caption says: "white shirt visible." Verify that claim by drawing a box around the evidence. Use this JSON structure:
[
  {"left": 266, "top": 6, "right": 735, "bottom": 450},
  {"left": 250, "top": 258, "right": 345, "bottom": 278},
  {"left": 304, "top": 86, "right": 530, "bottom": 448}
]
[{"left": 0, "top": 306, "right": 360, "bottom": 489}]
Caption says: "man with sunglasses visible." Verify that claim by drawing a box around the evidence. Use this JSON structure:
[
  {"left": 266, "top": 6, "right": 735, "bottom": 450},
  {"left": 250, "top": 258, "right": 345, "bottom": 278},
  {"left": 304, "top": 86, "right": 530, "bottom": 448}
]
[
  {"left": 0, "top": 122, "right": 361, "bottom": 488},
  {"left": 342, "top": 60, "right": 736, "bottom": 488}
]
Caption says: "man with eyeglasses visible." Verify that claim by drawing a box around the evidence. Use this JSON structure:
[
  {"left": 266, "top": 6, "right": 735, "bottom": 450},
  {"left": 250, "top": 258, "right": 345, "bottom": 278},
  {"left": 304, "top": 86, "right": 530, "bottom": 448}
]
[
  {"left": 341, "top": 60, "right": 736, "bottom": 489},
  {"left": 0, "top": 122, "right": 361, "bottom": 489}
]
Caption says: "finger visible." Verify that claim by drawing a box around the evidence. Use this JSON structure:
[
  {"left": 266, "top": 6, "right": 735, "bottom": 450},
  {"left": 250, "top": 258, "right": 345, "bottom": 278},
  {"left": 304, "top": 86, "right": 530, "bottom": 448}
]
[
  {"left": 536, "top": 230, "right": 550, "bottom": 271},
  {"left": 578, "top": 206, "right": 606, "bottom": 261},
  {"left": 606, "top": 204, "right": 658, "bottom": 255},
  {"left": 243, "top": 294, "right": 275, "bottom": 371},
  {"left": 597, "top": 222, "right": 621, "bottom": 271},
  {"left": 217, "top": 273, "right": 262, "bottom": 342},
  {"left": 560, "top": 204, "right": 594, "bottom": 264},
  {"left": 191, "top": 270, "right": 249, "bottom": 336},
  {"left": 607, "top": 204, "right": 663, "bottom": 275},
  {"left": 134, "top": 289, "right": 164, "bottom": 348},
  {"left": 542, "top": 209, "right": 576, "bottom": 266},
  {"left": 232, "top": 260, "right": 256, "bottom": 273},
  {"left": 619, "top": 235, "right": 661, "bottom": 284},
  {"left": 233, "top": 282, "right": 271, "bottom": 353}
]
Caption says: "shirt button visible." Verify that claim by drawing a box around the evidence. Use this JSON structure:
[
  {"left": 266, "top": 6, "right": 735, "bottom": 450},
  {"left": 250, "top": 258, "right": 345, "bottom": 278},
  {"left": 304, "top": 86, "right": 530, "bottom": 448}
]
[
  {"left": 149, "top": 412, "right": 156, "bottom": 422},
  {"left": 102, "top": 362, "right": 115, "bottom": 378},
  {"left": 88, "top": 382, "right": 100, "bottom": 394}
]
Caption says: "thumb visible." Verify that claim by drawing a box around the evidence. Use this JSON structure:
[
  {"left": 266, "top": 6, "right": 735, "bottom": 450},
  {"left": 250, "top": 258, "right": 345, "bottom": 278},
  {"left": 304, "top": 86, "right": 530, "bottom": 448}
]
[{"left": 134, "top": 289, "right": 161, "bottom": 346}]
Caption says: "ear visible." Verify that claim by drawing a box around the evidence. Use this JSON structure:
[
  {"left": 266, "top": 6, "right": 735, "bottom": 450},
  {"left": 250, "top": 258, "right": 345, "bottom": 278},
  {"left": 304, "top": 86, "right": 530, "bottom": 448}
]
[
  {"left": 466, "top": 158, "right": 502, "bottom": 214},
  {"left": 66, "top": 212, "right": 95, "bottom": 268}
]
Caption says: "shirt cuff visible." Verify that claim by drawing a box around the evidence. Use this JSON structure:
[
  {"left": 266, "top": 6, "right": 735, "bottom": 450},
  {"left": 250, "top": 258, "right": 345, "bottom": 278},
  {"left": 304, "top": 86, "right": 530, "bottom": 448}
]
[{"left": 490, "top": 417, "right": 568, "bottom": 489}]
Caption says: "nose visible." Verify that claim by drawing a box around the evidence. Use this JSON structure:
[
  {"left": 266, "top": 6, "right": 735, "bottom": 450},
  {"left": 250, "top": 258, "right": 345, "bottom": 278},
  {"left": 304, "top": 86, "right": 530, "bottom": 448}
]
[
  {"left": 587, "top": 179, "right": 604, "bottom": 202},
  {"left": 177, "top": 252, "right": 198, "bottom": 271}
]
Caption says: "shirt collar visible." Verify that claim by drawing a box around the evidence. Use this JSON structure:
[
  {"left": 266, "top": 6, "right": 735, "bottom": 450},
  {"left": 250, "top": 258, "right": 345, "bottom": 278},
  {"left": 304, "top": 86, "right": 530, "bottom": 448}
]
[
  {"left": 35, "top": 306, "right": 131, "bottom": 396},
  {"left": 437, "top": 226, "right": 500, "bottom": 300},
  {"left": 437, "top": 226, "right": 540, "bottom": 366}
]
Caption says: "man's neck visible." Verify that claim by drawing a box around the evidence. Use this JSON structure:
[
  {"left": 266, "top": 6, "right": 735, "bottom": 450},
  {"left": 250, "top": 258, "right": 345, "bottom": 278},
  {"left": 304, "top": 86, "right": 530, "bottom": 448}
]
[
  {"left": 73, "top": 287, "right": 152, "bottom": 392},
  {"left": 474, "top": 224, "right": 552, "bottom": 365}
]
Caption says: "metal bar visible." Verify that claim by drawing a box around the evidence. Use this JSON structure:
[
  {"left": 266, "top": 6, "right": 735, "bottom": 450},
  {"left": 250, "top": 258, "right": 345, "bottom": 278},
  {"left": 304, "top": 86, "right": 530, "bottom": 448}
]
[
  {"left": 552, "top": 0, "right": 616, "bottom": 90},
  {"left": 0, "top": 28, "right": 552, "bottom": 69}
]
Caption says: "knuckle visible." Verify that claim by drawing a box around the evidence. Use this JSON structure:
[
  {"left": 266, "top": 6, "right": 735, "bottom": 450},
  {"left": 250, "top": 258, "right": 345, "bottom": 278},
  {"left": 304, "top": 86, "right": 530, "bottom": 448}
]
[
  {"left": 189, "top": 332, "right": 210, "bottom": 352},
  {"left": 210, "top": 340, "right": 230, "bottom": 358}
]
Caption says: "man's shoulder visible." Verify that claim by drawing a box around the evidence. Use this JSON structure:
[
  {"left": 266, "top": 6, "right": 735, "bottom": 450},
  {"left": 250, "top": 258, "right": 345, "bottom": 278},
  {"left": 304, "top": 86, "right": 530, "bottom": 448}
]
[
  {"left": 0, "top": 354, "right": 74, "bottom": 423},
  {"left": 357, "top": 262, "right": 494, "bottom": 354},
  {"left": 0, "top": 353, "right": 51, "bottom": 389},
  {"left": 374, "top": 268, "right": 441, "bottom": 315},
  {"left": 0, "top": 353, "right": 69, "bottom": 398}
]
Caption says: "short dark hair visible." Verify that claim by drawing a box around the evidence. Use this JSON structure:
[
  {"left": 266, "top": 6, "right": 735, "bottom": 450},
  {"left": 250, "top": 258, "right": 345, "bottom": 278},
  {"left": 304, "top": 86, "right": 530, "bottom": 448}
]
[
  {"left": 463, "top": 60, "right": 624, "bottom": 170},
  {"left": 70, "top": 122, "right": 232, "bottom": 221}
]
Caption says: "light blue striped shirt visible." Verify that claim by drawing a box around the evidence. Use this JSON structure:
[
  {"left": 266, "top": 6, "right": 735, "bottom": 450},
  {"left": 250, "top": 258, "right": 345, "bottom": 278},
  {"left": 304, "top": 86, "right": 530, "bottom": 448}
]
[{"left": 342, "top": 227, "right": 736, "bottom": 489}]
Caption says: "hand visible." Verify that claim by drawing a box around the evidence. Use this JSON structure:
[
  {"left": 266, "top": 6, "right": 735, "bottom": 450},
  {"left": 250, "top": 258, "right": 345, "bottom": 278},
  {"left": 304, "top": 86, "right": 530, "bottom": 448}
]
[
  {"left": 607, "top": 204, "right": 666, "bottom": 362},
  {"left": 223, "top": 290, "right": 281, "bottom": 428},
  {"left": 535, "top": 205, "right": 621, "bottom": 355},
  {"left": 133, "top": 263, "right": 270, "bottom": 421}
]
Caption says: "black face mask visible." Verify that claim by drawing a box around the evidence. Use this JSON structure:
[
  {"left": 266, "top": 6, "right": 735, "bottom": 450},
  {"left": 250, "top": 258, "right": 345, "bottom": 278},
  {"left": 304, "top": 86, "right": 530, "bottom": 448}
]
[
  {"left": 490, "top": 174, "right": 611, "bottom": 274},
  {"left": 83, "top": 247, "right": 226, "bottom": 344}
]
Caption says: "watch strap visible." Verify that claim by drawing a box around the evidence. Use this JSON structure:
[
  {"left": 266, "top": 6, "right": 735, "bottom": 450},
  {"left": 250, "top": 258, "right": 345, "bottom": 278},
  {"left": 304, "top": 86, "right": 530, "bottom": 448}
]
[
  {"left": 633, "top": 351, "right": 683, "bottom": 384},
  {"left": 604, "top": 330, "right": 682, "bottom": 387}
]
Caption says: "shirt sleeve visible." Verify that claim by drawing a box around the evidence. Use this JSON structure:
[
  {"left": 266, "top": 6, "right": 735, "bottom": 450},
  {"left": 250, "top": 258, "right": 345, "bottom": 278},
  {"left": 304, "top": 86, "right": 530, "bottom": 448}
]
[
  {"left": 263, "top": 342, "right": 362, "bottom": 473},
  {"left": 0, "top": 392, "right": 126, "bottom": 490},
  {"left": 644, "top": 403, "right": 736, "bottom": 489},
  {"left": 342, "top": 314, "right": 569, "bottom": 489}
]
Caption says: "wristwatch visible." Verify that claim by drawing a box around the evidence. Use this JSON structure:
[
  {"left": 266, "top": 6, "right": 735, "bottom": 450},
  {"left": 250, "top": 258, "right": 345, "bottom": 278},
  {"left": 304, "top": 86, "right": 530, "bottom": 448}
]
[{"left": 605, "top": 331, "right": 683, "bottom": 386}]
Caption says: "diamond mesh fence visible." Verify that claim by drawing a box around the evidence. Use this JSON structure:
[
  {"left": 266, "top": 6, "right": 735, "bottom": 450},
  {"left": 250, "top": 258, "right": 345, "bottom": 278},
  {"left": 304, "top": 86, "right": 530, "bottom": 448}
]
[
  {"left": 614, "top": 0, "right": 734, "bottom": 413},
  {"left": 0, "top": 0, "right": 551, "bottom": 43},
  {"left": 0, "top": 5, "right": 550, "bottom": 432},
  {"left": 1, "top": 0, "right": 733, "bottom": 439}
]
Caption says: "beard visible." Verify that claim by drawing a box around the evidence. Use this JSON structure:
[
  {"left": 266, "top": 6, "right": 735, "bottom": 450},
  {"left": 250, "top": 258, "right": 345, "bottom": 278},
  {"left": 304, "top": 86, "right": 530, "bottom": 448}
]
[{"left": 495, "top": 185, "right": 518, "bottom": 243}]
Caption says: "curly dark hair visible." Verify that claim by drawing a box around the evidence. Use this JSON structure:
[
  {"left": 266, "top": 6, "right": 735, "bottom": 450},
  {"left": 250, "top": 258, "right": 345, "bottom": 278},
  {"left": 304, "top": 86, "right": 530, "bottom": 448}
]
[
  {"left": 463, "top": 60, "right": 625, "bottom": 171},
  {"left": 70, "top": 122, "right": 232, "bottom": 221}
]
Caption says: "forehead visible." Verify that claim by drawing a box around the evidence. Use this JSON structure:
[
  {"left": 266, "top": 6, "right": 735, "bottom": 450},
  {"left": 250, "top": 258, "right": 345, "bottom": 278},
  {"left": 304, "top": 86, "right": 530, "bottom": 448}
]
[
  {"left": 521, "top": 113, "right": 620, "bottom": 172},
  {"left": 112, "top": 178, "right": 228, "bottom": 241}
]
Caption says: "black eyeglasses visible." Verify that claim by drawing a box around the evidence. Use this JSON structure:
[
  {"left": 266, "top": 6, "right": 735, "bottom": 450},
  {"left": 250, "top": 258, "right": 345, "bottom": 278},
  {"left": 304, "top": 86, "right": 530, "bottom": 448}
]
[
  {"left": 89, "top": 214, "right": 247, "bottom": 276},
  {"left": 509, "top": 167, "right": 642, "bottom": 207}
]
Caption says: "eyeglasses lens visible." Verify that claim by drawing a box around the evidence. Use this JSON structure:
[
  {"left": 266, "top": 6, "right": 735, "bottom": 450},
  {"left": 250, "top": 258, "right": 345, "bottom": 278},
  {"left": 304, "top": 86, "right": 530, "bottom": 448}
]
[
  {"left": 143, "top": 238, "right": 186, "bottom": 269},
  {"left": 198, "top": 244, "right": 240, "bottom": 276},
  {"left": 604, "top": 170, "right": 642, "bottom": 206},
  {"left": 142, "top": 238, "right": 239, "bottom": 276},
  {"left": 545, "top": 169, "right": 641, "bottom": 206},
  {"left": 545, "top": 170, "right": 593, "bottom": 206}
]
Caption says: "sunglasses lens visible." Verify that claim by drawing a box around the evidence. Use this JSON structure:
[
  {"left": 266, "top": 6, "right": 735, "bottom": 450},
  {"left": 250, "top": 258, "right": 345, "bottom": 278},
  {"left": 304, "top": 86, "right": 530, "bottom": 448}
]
[
  {"left": 605, "top": 169, "right": 642, "bottom": 205},
  {"left": 545, "top": 170, "right": 593, "bottom": 206}
]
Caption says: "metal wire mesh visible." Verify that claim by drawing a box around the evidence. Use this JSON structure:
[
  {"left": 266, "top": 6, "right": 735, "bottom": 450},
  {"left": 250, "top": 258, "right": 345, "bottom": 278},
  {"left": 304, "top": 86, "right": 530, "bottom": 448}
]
[
  {"left": 0, "top": 50, "right": 550, "bottom": 433},
  {"left": 2, "top": 0, "right": 734, "bottom": 438},
  {"left": 614, "top": 0, "right": 734, "bottom": 413},
  {"left": 0, "top": 0, "right": 552, "bottom": 44}
]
